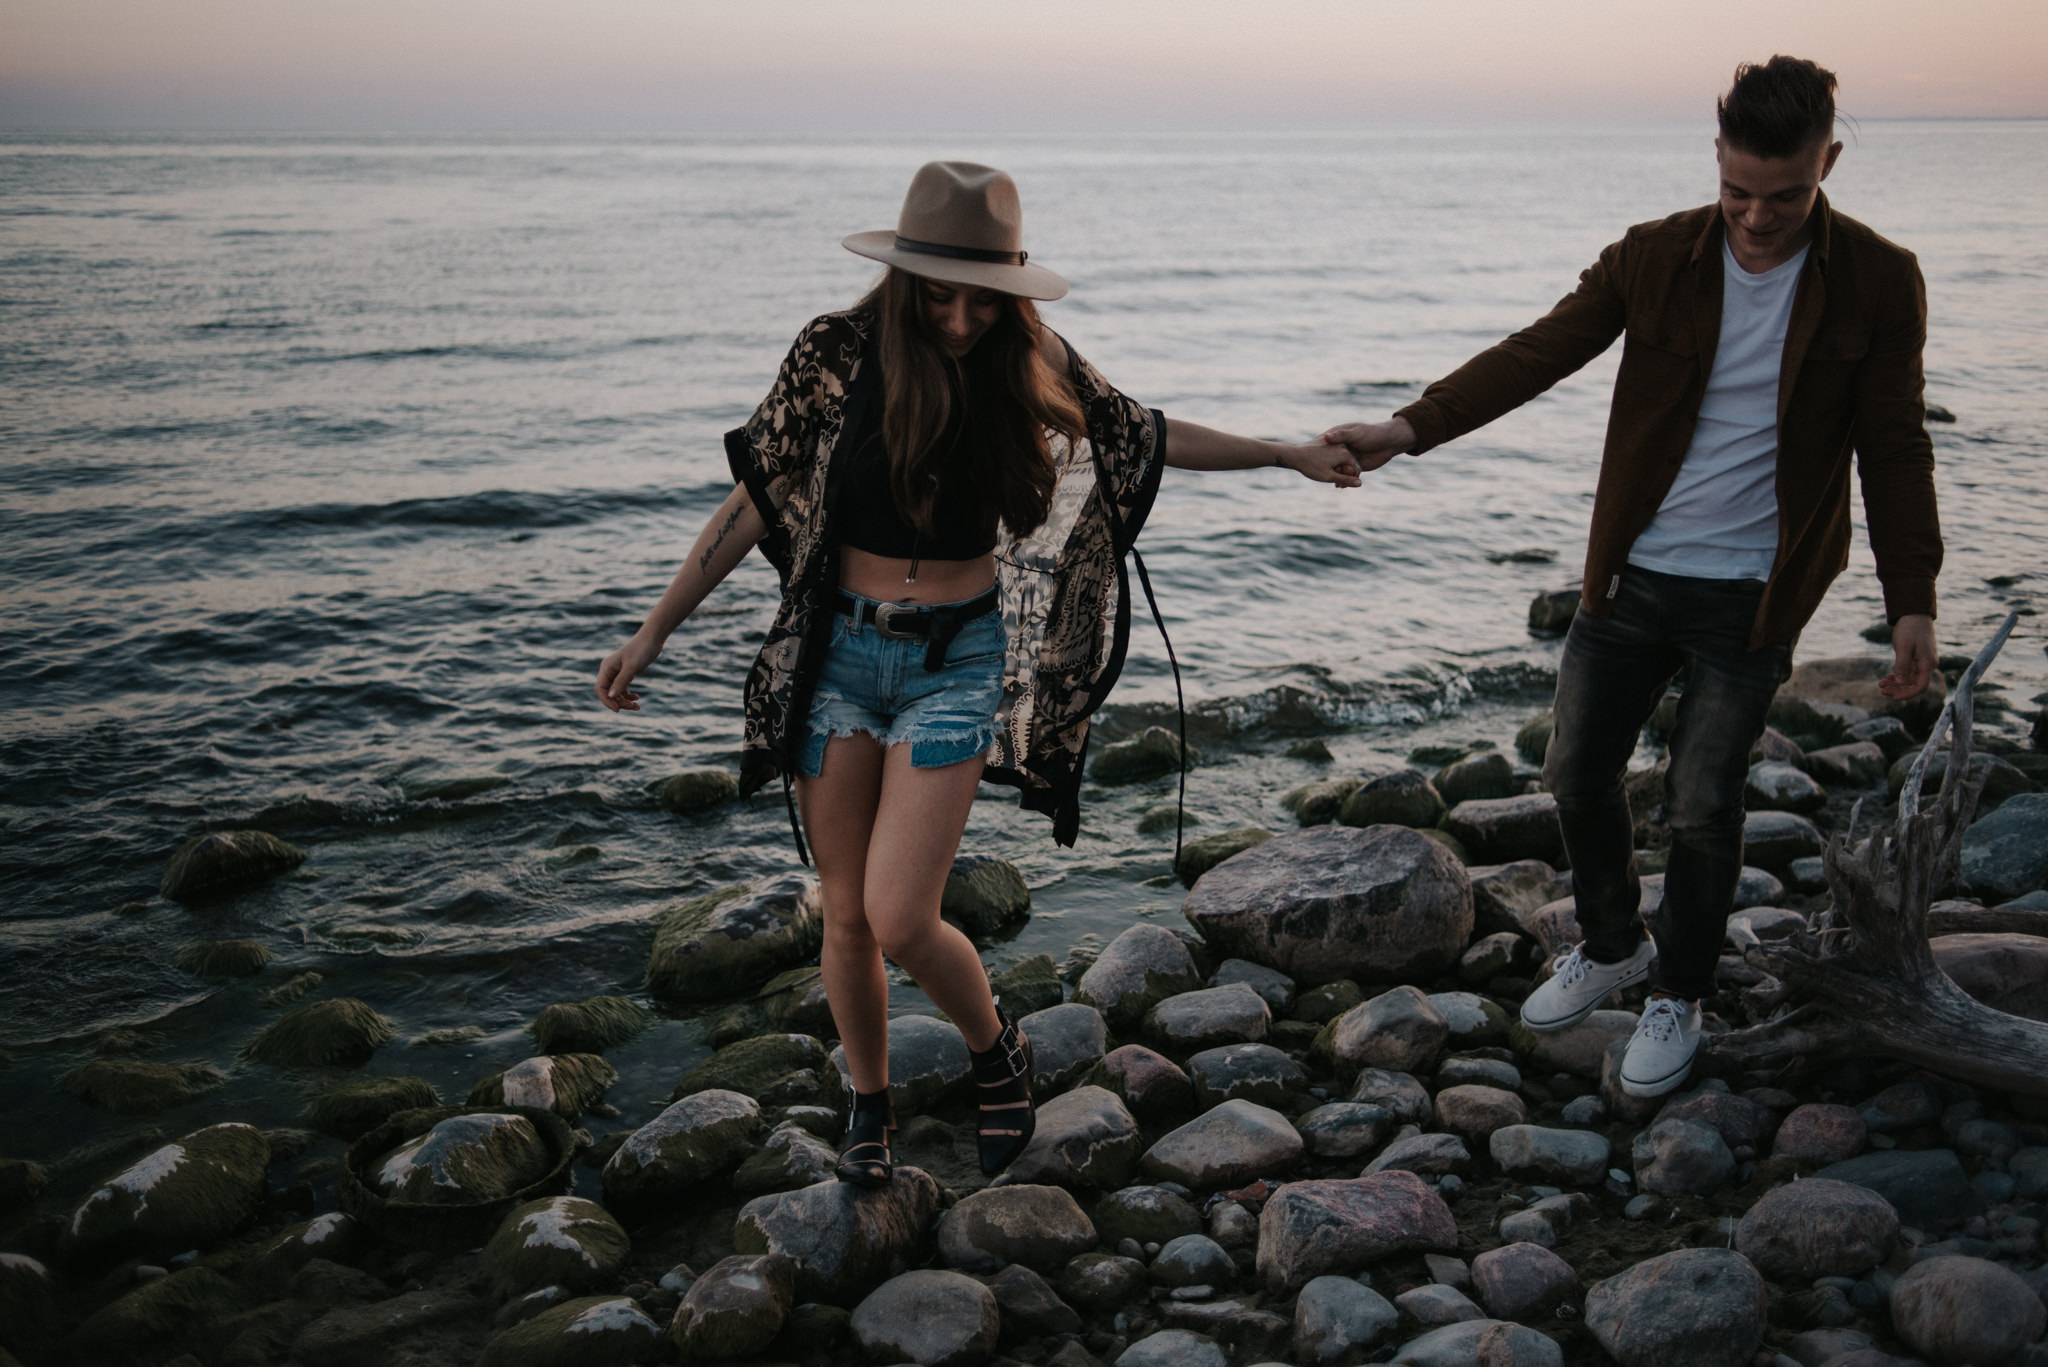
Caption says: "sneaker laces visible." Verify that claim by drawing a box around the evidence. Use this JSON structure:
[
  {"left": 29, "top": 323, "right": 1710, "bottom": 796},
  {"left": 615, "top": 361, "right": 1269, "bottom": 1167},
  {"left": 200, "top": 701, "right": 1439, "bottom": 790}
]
[
  {"left": 1636, "top": 996, "right": 1688, "bottom": 1042},
  {"left": 1549, "top": 944, "right": 1591, "bottom": 987}
]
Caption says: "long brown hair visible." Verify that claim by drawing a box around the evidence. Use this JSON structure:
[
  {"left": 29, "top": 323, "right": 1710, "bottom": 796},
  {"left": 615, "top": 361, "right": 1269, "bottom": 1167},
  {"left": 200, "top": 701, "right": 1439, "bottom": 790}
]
[{"left": 856, "top": 267, "right": 1086, "bottom": 543}]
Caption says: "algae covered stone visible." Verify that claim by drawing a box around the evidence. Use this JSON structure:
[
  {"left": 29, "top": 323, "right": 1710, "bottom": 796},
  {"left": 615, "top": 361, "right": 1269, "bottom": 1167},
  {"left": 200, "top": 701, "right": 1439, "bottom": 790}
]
[
  {"left": 372, "top": 1112, "right": 554, "bottom": 1206},
  {"left": 1176, "top": 828, "right": 1275, "bottom": 887},
  {"left": 57, "top": 1059, "right": 227, "bottom": 1115},
  {"left": 69, "top": 1265, "right": 241, "bottom": 1363},
  {"left": 159, "top": 829, "right": 306, "bottom": 902},
  {"left": 601, "top": 1089, "right": 760, "bottom": 1205},
  {"left": 171, "top": 939, "right": 273, "bottom": 978},
  {"left": 941, "top": 854, "right": 1031, "bottom": 940},
  {"left": 644, "top": 874, "right": 823, "bottom": 1003},
  {"left": 652, "top": 767, "right": 739, "bottom": 814},
  {"left": 529, "top": 995, "right": 651, "bottom": 1054},
  {"left": 672, "top": 1032, "right": 846, "bottom": 1114},
  {"left": 672, "top": 1253, "right": 796, "bottom": 1359},
  {"left": 989, "top": 954, "right": 1063, "bottom": 1016},
  {"left": 733, "top": 1167, "right": 943, "bottom": 1305},
  {"left": 1090, "top": 725, "right": 1198, "bottom": 784},
  {"left": 304, "top": 1075, "right": 442, "bottom": 1140},
  {"left": 469, "top": 1053, "right": 617, "bottom": 1120},
  {"left": 481, "top": 1195, "right": 631, "bottom": 1298},
  {"left": 242, "top": 997, "right": 395, "bottom": 1068},
  {"left": 64, "top": 1122, "right": 271, "bottom": 1266},
  {"left": 475, "top": 1294, "right": 665, "bottom": 1367}
]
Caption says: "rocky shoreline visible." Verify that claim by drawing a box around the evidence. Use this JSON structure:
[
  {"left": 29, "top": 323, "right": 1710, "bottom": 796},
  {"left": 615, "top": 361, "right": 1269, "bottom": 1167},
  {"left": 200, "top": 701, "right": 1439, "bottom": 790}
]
[{"left": 3, "top": 642, "right": 2047, "bottom": 1367}]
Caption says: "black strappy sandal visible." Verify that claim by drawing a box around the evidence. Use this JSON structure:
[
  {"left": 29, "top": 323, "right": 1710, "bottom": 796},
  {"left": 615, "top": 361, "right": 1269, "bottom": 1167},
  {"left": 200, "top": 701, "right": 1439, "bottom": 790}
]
[
  {"left": 970, "top": 1003, "right": 1036, "bottom": 1175},
  {"left": 835, "top": 1087, "right": 896, "bottom": 1189}
]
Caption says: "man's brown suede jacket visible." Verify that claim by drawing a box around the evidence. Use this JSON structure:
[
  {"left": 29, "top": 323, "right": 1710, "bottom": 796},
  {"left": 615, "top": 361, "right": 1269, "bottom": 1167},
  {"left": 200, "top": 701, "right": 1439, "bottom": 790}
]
[{"left": 1395, "top": 192, "right": 1941, "bottom": 649}]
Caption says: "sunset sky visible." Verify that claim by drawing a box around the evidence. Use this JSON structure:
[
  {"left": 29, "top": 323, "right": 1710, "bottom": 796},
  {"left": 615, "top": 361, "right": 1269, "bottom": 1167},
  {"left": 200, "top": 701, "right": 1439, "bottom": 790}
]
[{"left": 3, "top": 0, "right": 2044, "bottom": 130}]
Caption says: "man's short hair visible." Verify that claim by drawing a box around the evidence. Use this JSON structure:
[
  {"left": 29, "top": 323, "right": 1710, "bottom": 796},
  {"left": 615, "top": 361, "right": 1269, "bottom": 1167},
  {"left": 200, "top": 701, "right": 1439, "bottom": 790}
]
[{"left": 1717, "top": 56, "right": 1839, "bottom": 159}]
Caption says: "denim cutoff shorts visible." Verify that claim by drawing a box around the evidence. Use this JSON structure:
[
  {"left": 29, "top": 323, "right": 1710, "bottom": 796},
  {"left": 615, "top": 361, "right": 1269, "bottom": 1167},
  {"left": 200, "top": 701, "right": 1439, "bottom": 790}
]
[{"left": 797, "top": 590, "right": 1006, "bottom": 777}]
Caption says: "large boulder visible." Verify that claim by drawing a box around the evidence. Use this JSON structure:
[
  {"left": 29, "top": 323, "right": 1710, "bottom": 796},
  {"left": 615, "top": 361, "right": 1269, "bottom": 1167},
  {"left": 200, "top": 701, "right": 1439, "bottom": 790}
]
[
  {"left": 1583, "top": 1248, "right": 1767, "bottom": 1367},
  {"left": 850, "top": 1269, "right": 1001, "bottom": 1367},
  {"left": 470, "top": 1054, "right": 615, "bottom": 1121},
  {"left": 1181, "top": 826, "right": 1472, "bottom": 986},
  {"left": 1960, "top": 794, "right": 2048, "bottom": 902},
  {"left": 1816, "top": 1149, "right": 1983, "bottom": 1231},
  {"left": 1316, "top": 986, "right": 1450, "bottom": 1077},
  {"left": 1392, "top": 1319, "right": 1561, "bottom": 1367},
  {"left": 242, "top": 998, "right": 395, "bottom": 1068},
  {"left": 474, "top": 1295, "right": 665, "bottom": 1367},
  {"left": 63, "top": 1122, "right": 270, "bottom": 1266},
  {"left": 733, "top": 1169, "right": 943, "bottom": 1305},
  {"left": 1931, "top": 932, "right": 2048, "bottom": 1020},
  {"left": 1779, "top": 655, "right": 1945, "bottom": 734},
  {"left": 1020, "top": 1002, "right": 1110, "bottom": 1096},
  {"left": 599, "top": 1089, "right": 759, "bottom": 1206},
  {"left": 480, "top": 1196, "right": 630, "bottom": 1298},
  {"left": 1006, "top": 1085, "right": 1145, "bottom": 1190},
  {"left": 1445, "top": 795, "right": 1564, "bottom": 865},
  {"left": 529, "top": 995, "right": 651, "bottom": 1054},
  {"left": 369, "top": 1112, "right": 555, "bottom": 1206},
  {"left": 644, "top": 875, "right": 823, "bottom": 1003},
  {"left": 1338, "top": 769, "right": 1446, "bottom": 830},
  {"left": 1888, "top": 1255, "right": 2047, "bottom": 1367},
  {"left": 1141, "top": 1099, "right": 1304, "bottom": 1190},
  {"left": 159, "top": 829, "right": 306, "bottom": 902},
  {"left": 1145, "top": 984, "right": 1272, "bottom": 1051},
  {"left": 1256, "top": 1171, "right": 1457, "bottom": 1293},
  {"left": 670, "top": 1253, "right": 795, "bottom": 1360},
  {"left": 941, "top": 855, "right": 1031, "bottom": 941},
  {"left": 676, "top": 1032, "right": 847, "bottom": 1113},
  {"left": 936, "top": 1185, "right": 1095, "bottom": 1273},
  {"left": 1075, "top": 924, "right": 1202, "bottom": 1030},
  {"left": 56, "top": 1059, "right": 228, "bottom": 1115},
  {"left": 291, "top": 1288, "right": 490, "bottom": 1367},
  {"left": 829, "top": 1014, "right": 971, "bottom": 1116},
  {"left": 1732, "top": 1179, "right": 1896, "bottom": 1281}
]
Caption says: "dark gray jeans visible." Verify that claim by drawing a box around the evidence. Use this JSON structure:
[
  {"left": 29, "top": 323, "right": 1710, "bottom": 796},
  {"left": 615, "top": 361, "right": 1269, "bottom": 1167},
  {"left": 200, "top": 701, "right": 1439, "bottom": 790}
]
[{"left": 1542, "top": 566, "right": 1793, "bottom": 1001}]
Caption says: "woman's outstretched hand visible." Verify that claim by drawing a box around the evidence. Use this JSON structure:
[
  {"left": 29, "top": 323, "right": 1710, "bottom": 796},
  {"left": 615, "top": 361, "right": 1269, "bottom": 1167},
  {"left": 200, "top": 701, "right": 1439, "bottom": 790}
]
[{"left": 595, "top": 633, "right": 662, "bottom": 713}]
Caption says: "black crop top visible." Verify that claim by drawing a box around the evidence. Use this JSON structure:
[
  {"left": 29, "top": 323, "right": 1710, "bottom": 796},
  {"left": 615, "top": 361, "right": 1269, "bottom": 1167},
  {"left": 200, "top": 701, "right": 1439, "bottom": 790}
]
[{"left": 838, "top": 390, "right": 1000, "bottom": 562}]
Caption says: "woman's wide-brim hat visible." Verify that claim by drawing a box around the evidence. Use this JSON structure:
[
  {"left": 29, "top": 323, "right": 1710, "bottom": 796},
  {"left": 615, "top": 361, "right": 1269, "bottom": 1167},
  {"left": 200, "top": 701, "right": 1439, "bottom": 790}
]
[{"left": 844, "top": 161, "right": 1068, "bottom": 301}]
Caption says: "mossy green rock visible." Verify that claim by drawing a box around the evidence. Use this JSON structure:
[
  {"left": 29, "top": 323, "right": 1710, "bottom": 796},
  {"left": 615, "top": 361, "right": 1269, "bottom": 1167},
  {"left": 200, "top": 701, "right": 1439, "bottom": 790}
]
[
  {"left": 0, "top": 1158, "right": 48, "bottom": 1220},
  {"left": 644, "top": 875, "right": 823, "bottom": 1003},
  {"left": 1284, "top": 738, "right": 1334, "bottom": 763},
  {"left": 57, "top": 1059, "right": 227, "bottom": 1115},
  {"left": 260, "top": 970, "right": 324, "bottom": 1008},
  {"left": 1433, "top": 750, "right": 1517, "bottom": 806},
  {"left": 672, "top": 1253, "right": 797, "bottom": 1359},
  {"left": 243, "top": 997, "right": 395, "bottom": 1068},
  {"left": 758, "top": 967, "right": 835, "bottom": 1037},
  {"left": 1339, "top": 769, "right": 1446, "bottom": 829},
  {"left": 1515, "top": 711, "right": 1555, "bottom": 765},
  {"left": 70, "top": 1266, "right": 241, "bottom": 1361},
  {"left": 1089, "top": 726, "right": 1198, "bottom": 785},
  {"left": 171, "top": 939, "right": 272, "bottom": 978},
  {"left": 63, "top": 1122, "right": 271, "bottom": 1266},
  {"left": 652, "top": 768, "right": 739, "bottom": 815},
  {"left": 481, "top": 1196, "right": 631, "bottom": 1298},
  {"left": 733, "top": 1124, "right": 840, "bottom": 1197},
  {"left": 469, "top": 1054, "right": 618, "bottom": 1121},
  {"left": 940, "top": 855, "right": 1031, "bottom": 940},
  {"left": 304, "top": 1076, "right": 442, "bottom": 1140},
  {"left": 159, "top": 829, "right": 306, "bottom": 903},
  {"left": 1291, "top": 980, "right": 1364, "bottom": 1024},
  {"left": 1175, "top": 828, "right": 1274, "bottom": 887},
  {"left": 1281, "top": 778, "right": 1364, "bottom": 827},
  {"left": 371, "top": 1112, "right": 554, "bottom": 1206},
  {"left": 990, "top": 954, "right": 1064, "bottom": 1016},
  {"left": 671, "top": 1033, "right": 845, "bottom": 1114},
  {"left": 246, "top": 1213, "right": 371, "bottom": 1293},
  {"left": 601, "top": 1089, "right": 761, "bottom": 1205},
  {"left": 0, "top": 1251, "right": 58, "bottom": 1354},
  {"left": 1137, "top": 803, "right": 1203, "bottom": 834},
  {"left": 530, "top": 995, "right": 651, "bottom": 1054},
  {"left": 475, "top": 1295, "right": 666, "bottom": 1367}
]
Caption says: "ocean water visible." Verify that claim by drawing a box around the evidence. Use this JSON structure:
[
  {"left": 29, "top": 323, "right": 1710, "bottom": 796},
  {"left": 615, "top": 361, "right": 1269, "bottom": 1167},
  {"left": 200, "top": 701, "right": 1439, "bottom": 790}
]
[{"left": 2, "top": 125, "right": 2043, "bottom": 1192}]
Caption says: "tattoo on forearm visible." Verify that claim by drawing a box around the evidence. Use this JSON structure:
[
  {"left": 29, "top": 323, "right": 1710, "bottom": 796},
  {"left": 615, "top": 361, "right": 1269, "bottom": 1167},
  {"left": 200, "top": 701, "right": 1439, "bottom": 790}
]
[{"left": 700, "top": 505, "right": 743, "bottom": 571}]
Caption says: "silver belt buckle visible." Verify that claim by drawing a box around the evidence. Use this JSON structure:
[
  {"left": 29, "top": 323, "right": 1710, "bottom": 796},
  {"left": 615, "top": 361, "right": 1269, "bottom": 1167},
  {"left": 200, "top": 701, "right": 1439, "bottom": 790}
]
[{"left": 872, "top": 602, "right": 922, "bottom": 639}]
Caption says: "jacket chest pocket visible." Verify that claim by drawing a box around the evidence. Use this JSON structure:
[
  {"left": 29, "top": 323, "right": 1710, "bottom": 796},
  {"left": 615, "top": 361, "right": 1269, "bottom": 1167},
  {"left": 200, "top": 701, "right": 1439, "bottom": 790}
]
[{"left": 1621, "top": 323, "right": 1699, "bottom": 404}]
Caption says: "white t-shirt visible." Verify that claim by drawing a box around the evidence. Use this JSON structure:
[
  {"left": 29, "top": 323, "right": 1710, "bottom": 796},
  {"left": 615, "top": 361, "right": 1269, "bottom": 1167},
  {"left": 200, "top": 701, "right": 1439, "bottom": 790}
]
[{"left": 1627, "top": 238, "right": 1810, "bottom": 581}]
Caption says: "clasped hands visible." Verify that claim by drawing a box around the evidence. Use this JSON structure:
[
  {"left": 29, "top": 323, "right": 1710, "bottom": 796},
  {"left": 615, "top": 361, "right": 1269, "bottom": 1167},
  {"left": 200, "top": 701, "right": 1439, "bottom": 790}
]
[{"left": 1318, "top": 414, "right": 1417, "bottom": 476}]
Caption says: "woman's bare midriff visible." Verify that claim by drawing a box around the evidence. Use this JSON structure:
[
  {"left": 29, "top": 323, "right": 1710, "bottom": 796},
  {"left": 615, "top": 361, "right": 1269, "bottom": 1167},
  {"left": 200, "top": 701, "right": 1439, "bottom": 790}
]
[{"left": 839, "top": 546, "right": 997, "bottom": 605}]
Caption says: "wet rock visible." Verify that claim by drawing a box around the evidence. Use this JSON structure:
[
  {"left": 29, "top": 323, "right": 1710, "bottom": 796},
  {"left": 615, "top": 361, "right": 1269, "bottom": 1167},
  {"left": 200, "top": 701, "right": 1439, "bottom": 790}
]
[
  {"left": 242, "top": 997, "right": 395, "bottom": 1068},
  {"left": 1932, "top": 932, "right": 2048, "bottom": 1020},
  {"left": 1092, "top": 1184, "right": 1202, "bottom": 1249},
  {"left": 1435, "top": 751, "right": 1516, "bottom": 806},
  {"left": 938, "top": 853, "right": 1032, "bottom": 941},
  {"left": 1393, "top": 1283, "right": 1485, "bottom": 1327},
  {"left": 1177, "top": 828, "right": 1276, "bottom": 887},
  {"left": 63, "top": 1122, "right": 269, "bottom": 1266},
  {"left": 1633, "top": 1118, "right": 1736, "bottom": 1197},
  {"left": 1893, "top": 751, "right": 2039, "bottom": 815},
  {"left": 0, "top": 1251, "right": 58, "bottom": 1355},
  {"left": 1181, "top": 826, "right": 1472, "bottom": 986},
  {"left": 1889, "top": 1255, "right": 2046, "bottom": 1366},
  {"left": 1006, "top": 1085, "right": 1144, "bottom": 1191},
  {"left": 679, "top": 1032, "right": 847, "bottom": 1115},
  {"left": 1076, "top": 924, "right": 1203, "bottom": 1030},
  {"left": 1847, "top": 713, "right": 1914, "bottom": 758},
  {"left": 1294, "top": 979, "right": 1365, "bottom": 1024},
  {"left": 733, "top": 1167, "right": 942, "bottom": 1305},
  {"left": 479, "top": 1195, "right": 630, "bottom": 1298},
  {"left": 1293, "top": 1274, "right": 1397, "bottom": 1363},
  {"left": 259, "top": 970, "right": 323, "bottom": 1008},
  {"left": 472, "top": 1053, "right": 616, "bottom": 1122},
  {"left": 734, "top": 1120, "right": 840, "bottom": 1196},
  {"left": 1963, "top": 793, "right": 2048, "bottom": 901},
  {"left": 304, "top": 1075, "right": 441, "bottom": 1139},
  {"left": 1781, "top": 655, "right": 1945, "bottom": 733},
  {"left": 938, "top": 1184, "right": 1095, "bottom": 1273},
  {"left": 529, "top": 995, "right": 651, "bottom": 1054},
  {"left": 1743, "top": 811, "right": 1824, "bottom": 870},
  {"left": 599, "top": 1089, "right": 759, "bottom": 1206},
  {"left": 644, "top": 874, "right": 823, "bottom": 1003},
  {"left": 1473, "top": 1242, "right": 1577, "bottom": 1319},
  {"left": 1733, "top": 1178, "right": 1896, "bottom": 1281},
  {"left": 1468, "top": 861, "right": 1567, "bottom": 938},
  {"left": 1815, "top": 1149, "right": 1983, "bottom": 1231},
  {"left": 372, "top": 1111, "right": 554, "bottom": 1206},
  {"left": 1527, "top": 585, "right": 1581, "bottom": 636},
  {"left": 985, "top": 1262, "right": 1081, "bottom": 1339},
  {"left": 1363, "top": 1132, "right": 1470, "bottom": 1178},
  {"left": 292, "top": 1288, "right": 490, "bottom": 1367},
  {"left": 1116, "top": 1328, "right": 1227, "bottom": 1367},
  {"left": 1210, "top": 959, "right": 1296, "bottom": 1012},
  {"left": 1772, "top": 1104, "right": 1867, "bottom": 1164},
  {"left": 1747, "top": 762, "right": 1827, "bottom": 813},
  {"left": 1147, "top": 984, "right": 1272, "bottom": 1051},
  {"left": 1258, "top": 1171, "right": 1457, "bottom": 1293},
  {"left": 1583, "top": 1248, "right": 1766, "bottom": 1367},
  {"left": 1297, "top": 1102, "right": 1396, "bottom": 1160},
  {"left": 1511, "top": 1009, "right": 1637, "bottom": 1079},
  {"left": 1151, "top": 1233, "right": 1235, "bottom": 1288},
  {"left": 1019, "top": 1000, "right": 1114, "bottom": 1098},
  {"left": 476, "top": 1293, "right": 663, "bottom": 1367},
  {"left": 1516, "top": 711, "right": 1554, "bottom": 765},
  {"left": 830, "top": 1016, "right": 967, "bottom": 1116},
  {"left": 245, "top": 1213, "right": 370, "bottom": 1293},
  {"left": 1801, "top": 741, "right": 1888, "bottom": 788},
  {"left": 1433, "top": 1085, "right": 1525, "bottom": 1141},
  {"left": 1858, "top": 1079, "right": 1939, "bottom": 1132},
  {"left": 1142, "top": 1099, "right": 1304, "bottom": 1190},
  {"left": 1393, "top": 1319, "right": 1562, "bottom": 1367},
  {"left": 1186, "top": 1043, "right": 1306, "bottom": 1109},
  {"left": 990, "top": 954, "right": 1064, "bottom": 1017},
  {"left": 69, "top": 1266, "right": 241, "bottom": 1363},
  {"left": 171, "top": 939, "right": 273, "bottom": 978},
  {"left": 1435, "top": 1055, "right": 1519, "bottom": 1090},
  {"left": 1093, "top": 1045, "right": 1196, "bottom": 1122},
  {"left": 755, "top": 965, "right": 836, "bottom": 1037},
  {"left": 1657, "top": 1090, "right": 1776, "bottom": 1154},
  {"left": 159, "top": 829, "right": 306, "bottom": 902},
  {"left": 1316, "top": 986, "right": 1449, "bottom": 1077},
  {"left": 852, "top": 1269, "right": 1000, "bottom": 1367},
  {"left": 670, "top": 1253, "right": 795, "bottom": 1359},
  {"left": 1061, "top": 1250, "right": 1147, "bottom": 1311},
  {"left": 1339, "top": 769, "right": 1447, "bottom": 830},
  {"left": 652, "top": 767, "right": 738, "bottom": 813},
  {"left": 1489, "top": 1125, "right": 1611, "bottom": 1186},
  {"left": 1445, "top": 794, "right": 1564, "bottom": 865},
  {"left": 1349, "top": 1069, "right": 1433, "bottom": 1125},
  {"left": 57, "top": 1059, "right": 228, "bottom": 1115},
  {"left": 1428, "top": 991, "right": 1510, "bottom": 1048},
  {"left": 1286, "top": 775, "right": 1367, "bottom": 827}
]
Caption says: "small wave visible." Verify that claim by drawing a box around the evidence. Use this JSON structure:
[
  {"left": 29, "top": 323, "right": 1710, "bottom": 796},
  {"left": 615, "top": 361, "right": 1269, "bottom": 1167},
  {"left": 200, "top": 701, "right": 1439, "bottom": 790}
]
[
  {"left": 280, "top": 341, "right": 577, "bottom": 366},
  {"left": 190, "top": 317, "right": 298, "bottom": 331},
  {"left": 1324, "top": 379, "right": 1424, "bottom": 398}
]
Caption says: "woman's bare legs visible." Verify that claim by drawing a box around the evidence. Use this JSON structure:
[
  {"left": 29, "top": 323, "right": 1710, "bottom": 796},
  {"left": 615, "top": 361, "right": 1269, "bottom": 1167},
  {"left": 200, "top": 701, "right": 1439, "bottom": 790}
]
[{"left": 797, "top": 735, "right": 1001, "bottom": 1097}]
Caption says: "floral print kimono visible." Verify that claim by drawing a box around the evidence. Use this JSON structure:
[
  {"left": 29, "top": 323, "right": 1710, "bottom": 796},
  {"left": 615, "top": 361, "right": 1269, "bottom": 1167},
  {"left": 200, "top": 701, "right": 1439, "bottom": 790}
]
[{"left": 724, "top": 308, "right": 1166, "bottom": 857}]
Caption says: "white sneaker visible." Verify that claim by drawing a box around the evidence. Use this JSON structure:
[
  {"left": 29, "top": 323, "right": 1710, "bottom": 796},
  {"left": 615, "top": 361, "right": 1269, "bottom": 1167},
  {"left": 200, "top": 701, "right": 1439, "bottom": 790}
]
[
  {"left": 1620, "top": 996, "right": 1702, "bottom": 1098},
  {"left": 1518, "top": 939, "right": 1655, "bottom": 1033}
]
